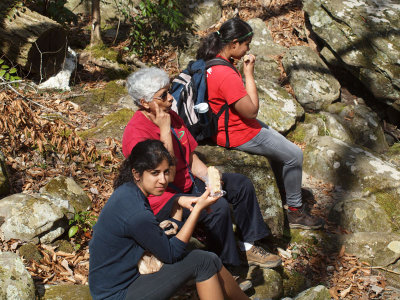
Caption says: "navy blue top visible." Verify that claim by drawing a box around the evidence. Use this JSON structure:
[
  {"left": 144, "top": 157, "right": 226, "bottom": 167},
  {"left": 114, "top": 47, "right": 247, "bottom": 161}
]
[{"left": 89, "top": 182, "right": 187, "bottom": 300}]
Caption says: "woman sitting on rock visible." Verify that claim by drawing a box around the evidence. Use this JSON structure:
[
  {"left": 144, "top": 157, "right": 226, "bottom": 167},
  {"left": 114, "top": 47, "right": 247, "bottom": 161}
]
[
  {"left": 89, "top": 139, "right": 250, "bottom": 300},
  {"left": 196, "top": 17, "right": 323, "bottom": 230},
  {"left": 121, "top": 67, "right": 281, "bottom": 273}
]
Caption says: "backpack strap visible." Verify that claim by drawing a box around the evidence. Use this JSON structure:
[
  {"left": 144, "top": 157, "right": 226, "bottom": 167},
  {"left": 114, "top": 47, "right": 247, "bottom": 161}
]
[{"left": 205, "top": 57, "right": 239, "bottom": 148}]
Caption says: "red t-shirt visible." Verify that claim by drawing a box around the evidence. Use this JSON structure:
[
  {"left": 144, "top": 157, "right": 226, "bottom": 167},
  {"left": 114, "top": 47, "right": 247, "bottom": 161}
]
[
  {"left": 122, "top": 110, "right": 198, "bottom": 214},
  {"left": 207, "top": 57, "right": 261, "bottom": 147}
]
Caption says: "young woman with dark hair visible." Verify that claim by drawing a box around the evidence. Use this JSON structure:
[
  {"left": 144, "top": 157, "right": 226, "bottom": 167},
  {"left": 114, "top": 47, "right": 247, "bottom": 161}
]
[
  {"left": 197, "top": 17, "right": 324, "bottom": 230},
  {"left": 89, "top": 139, "right": 250, "bottom": 300}
]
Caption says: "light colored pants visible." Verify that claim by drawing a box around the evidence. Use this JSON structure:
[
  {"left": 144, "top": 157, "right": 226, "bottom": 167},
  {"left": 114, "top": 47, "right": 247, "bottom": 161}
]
[{"left": 235, "top": 121, "right": 303, "bottom": 207}]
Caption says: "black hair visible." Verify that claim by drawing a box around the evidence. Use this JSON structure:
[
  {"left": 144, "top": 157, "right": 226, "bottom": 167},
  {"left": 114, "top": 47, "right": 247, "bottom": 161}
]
[
  {"left": 113, "top": 139, "right": 175, "bottom": 189},
  {"left": 196, "top": 17, "right": 253, "bottom": 61}
]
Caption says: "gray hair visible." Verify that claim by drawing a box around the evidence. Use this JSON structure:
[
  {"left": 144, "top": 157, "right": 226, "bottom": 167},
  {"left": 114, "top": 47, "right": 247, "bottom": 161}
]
[{"left": 126, "top": 67, "right": 170, "bottom": 106}]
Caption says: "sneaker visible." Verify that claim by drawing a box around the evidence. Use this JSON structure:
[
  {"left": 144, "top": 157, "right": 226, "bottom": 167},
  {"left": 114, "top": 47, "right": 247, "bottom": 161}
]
[
  {"left": 287, "top": 205, "right": 324, "bottom": 230},
  {"left": 241, "top": 246, "right": 282, "bottom": 268}
]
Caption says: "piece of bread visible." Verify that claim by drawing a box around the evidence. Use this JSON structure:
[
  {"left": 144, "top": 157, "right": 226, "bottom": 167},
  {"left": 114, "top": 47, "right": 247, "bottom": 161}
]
[
  {"left": 243, "top": 54, "right": 251, "bottom": 62},
  {"left": 207, "top": 166, "right": 221, "bottom": 195}
]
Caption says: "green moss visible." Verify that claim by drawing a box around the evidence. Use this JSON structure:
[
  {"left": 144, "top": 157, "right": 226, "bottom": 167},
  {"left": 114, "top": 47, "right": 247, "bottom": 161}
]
[
  {"left": 388, "top": 142, "right": 400, "bottom": 156},
  {"left": 86, "top": 44, "right": 119, "bottom": 62},
  {"left": 52, "top": 240, "right": 75, "bottom": 253},
  {"left": 78, "top": 108, "right": 134, "bottom": 140},
  {"left": 19, "top": 243, "right": 43, "bottom": 262},
  {"left": 43, "top": 285, "right": 91, "bottom": 300},
  {"left": 72, "top": 80, "right": 127, "bottom": 113},
  {"left": 282, "top": 269, "right": 307, "bottom": 297},
  {"left": 287, "top": 125, "right": 306, "bottom": 144},
  {"left": 368, "top": 189, "right": 400, "bottom": 232}
]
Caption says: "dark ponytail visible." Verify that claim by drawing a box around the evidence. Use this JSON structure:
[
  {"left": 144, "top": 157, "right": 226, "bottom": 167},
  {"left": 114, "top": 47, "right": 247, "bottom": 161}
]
[
  {"left": 113, "top": 139, "right": 175, "bottom": 189},
  {"left": 196, "top": 17, "right": 253, "bottom": 60}
]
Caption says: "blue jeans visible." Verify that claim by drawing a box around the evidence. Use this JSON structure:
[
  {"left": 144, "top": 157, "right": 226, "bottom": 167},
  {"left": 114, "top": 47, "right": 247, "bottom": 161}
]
[
  {"left": 124, "top": 250, "right": 222, "bottom": 300},
  {"left": 235, "top": 121, "right": 303, "bottom": 207}
]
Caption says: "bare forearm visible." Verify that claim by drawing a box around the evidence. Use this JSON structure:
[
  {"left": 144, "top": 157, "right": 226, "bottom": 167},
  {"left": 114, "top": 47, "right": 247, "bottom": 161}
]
[
  {"left": 160, "top": 129, "right": 176, "bottom": 181},
  {"left": 244, "top": 73, "right": 259, "bottom": 112},
  {"left": 190, "top": 153, "right": 208, "bottom": 182},
  {"left": 176, "top": 206, "right": 202, "bottom": 243}
]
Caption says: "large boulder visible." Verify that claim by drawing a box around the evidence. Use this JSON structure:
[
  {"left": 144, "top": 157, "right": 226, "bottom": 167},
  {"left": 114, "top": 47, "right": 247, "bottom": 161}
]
[
  {"left": 0, "top": 193, "right": 66, "bottom": 243},
  {"left": 0, "top": 251, "right": 35, "bottom": 300},
  {"left": 40, "top": 176, "right": 91, "bottom": 216},
  {"left": 0, "top": 150, "right": 9, "bottom": 197},
  {"left": 282, "top": 46, "right": 341, "bottom": 111},
  {"left": 303, "top": 0, "right": 400, "bottom": 112},
  {"left": 195, "top": 145, "right": 284, "bottom": 236},
  {"left": 303, "top": 136, "right": 400, "bottom": 231}
]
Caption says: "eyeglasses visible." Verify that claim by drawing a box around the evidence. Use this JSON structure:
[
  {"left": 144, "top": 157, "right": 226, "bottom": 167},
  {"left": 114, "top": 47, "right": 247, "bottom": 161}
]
[{"left": 153, "top": 90, "right": 169, "bottom": 102}]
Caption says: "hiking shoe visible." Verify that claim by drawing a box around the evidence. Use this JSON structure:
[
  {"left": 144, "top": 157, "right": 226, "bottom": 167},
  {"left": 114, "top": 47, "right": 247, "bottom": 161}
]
[
  {"left": 241, "top": 246, "right": 282, "bottom": 268},
  {"left": 287, "top": 205, "right": 324, "bottom": 230}
]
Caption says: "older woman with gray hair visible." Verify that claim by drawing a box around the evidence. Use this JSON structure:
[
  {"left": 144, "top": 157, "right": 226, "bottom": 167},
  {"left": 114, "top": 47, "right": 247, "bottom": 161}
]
[{"left": 122, "top": 67, "right": 282, "bottom": 275}]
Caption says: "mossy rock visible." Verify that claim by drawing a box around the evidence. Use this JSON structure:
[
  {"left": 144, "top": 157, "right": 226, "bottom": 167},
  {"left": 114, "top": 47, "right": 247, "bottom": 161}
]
[
  {"left": 52, "top": 240, "right": 75, "bottom": 253},
  {"left": 250, "top": 267, "right": 283, "bottom": 299},
  {"left": 71, "top": 81, "right": 128, "bottom": 114},
  {"left": 19, "top": 243, "right": 43, "bottom": 262},
  {"left": 40, "top": 176, "right": 91, "bottom": 215},
  {"left": 387, "top": 142, "right": 400, "bottom": 167},
  {"left": 42, "top": 284, "right": 92, "bottom": 300},
  {"left": 78, "top": 108, "right": 134, "bottom": 141},
  {"left": 282, "top": 269, "right": 308, "bottom": 297},
  {"left": 85, "top": 44, "right": 119, "bottom": 62}
]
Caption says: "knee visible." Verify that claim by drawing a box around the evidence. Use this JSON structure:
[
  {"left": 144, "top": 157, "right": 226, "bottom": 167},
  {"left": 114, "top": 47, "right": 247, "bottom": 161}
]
[
  {"left": 212, "top": 198, "right": 231, "bottom": 219},
  {"left": 189, "top": 250, "right": 222, "bottom": 280}
]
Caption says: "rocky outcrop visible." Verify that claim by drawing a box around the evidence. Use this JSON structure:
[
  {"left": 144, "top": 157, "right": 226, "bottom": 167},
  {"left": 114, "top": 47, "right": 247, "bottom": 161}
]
[
  {"left": 294, "top": 285, "right": 331, "bottom": 300},
  {"left": 187, "top": 0, "right": 222, "bottom": 31},
  {"left": 303, "top": 0, "right": 400, "bottom": 112},
  {"left": 282, "top": 46, "right": 341, "bottom": 111},
  {"left": 0, "top": 251, "right": 35, "bottom": 300},
  {"left": 195, "top": 145, "right": 284, "bottom": 237}
]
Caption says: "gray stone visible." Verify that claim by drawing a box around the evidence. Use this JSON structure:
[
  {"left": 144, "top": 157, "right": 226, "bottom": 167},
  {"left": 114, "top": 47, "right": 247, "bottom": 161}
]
[
  {"left": 0, "top": 150, "right": 9, "bottom": 197},
  {"left": 178, "top": 34, "right": 201, "bottom": 69},
  {"left": 257, "top": 80, "right": 304, "bottom": 133},
  {"left": 303, "top": 0, "right": 400, "bottom": 112},
  {"left": 282, "top": 46, "right": 341, "bottom": 111},
  {"left": 303, "top": 136, "right": 400, "bottom": 231},
  {"left": 0, "top": 251, "right": 35, "bottom": 300},
  {"left": 0, "top": 193, "right": 66, "bottom": 243},
  {"left": 339, "top": 232, "right": 400, "bottom": 268},
  {"left": 195, "top": 145, "right": 284, "bottom": 236},
  {"left": 326, "top": 102, "right": 388, "bottom": 153},
  {"left": 329, "top": 197, "right": 392, "bottom": 233},
  {"left": 188, "top": 0, "right": 222, "bottom": 31},
  {"left": 42, "top": 284, "right": 92, "bottom": 300},
  {"left": 294, "top": 285, "right": 330, "bottom": 300},
  {"left": 40, "top": 176, "right": 91, "bottom": 216},
  {"left": 247, "top": 18, "right": 287, "bottom": 57}
]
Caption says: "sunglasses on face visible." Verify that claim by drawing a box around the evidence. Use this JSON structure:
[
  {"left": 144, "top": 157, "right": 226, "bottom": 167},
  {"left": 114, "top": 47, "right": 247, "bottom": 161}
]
[{"left": 153, "top": 90, "right": 169, "bottom": 102}]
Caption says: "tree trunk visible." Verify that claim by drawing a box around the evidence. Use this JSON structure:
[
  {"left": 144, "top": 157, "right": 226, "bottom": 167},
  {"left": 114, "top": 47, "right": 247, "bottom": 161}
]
[
  {"left": 0, "top": 0, "right": 67, "bottom": 79},
  {"left": 90, "top": 0, "right": 102, "bottom": 46}
]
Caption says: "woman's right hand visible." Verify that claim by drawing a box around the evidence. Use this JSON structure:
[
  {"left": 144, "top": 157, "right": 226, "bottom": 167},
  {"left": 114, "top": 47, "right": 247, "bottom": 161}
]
[
  {"left": 243, "top": 54, "right": 255, "bottom": 76},
  {"left": 147, "top": 101, "right": 171, "bottom": 134},
  {"left": 195, "top": 188, "right": 221, "bottom": 212}
]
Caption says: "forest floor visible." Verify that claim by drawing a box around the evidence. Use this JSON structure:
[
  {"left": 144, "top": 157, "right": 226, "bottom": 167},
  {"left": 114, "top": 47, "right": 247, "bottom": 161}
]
[{"left": 1, "top": 0, "right": 400, "bottom": 299}]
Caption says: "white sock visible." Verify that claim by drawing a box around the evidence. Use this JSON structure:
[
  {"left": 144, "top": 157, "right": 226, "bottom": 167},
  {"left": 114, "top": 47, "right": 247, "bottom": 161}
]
[{"left": 238, "top": 241, "right": 254, "bottom": 251}]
